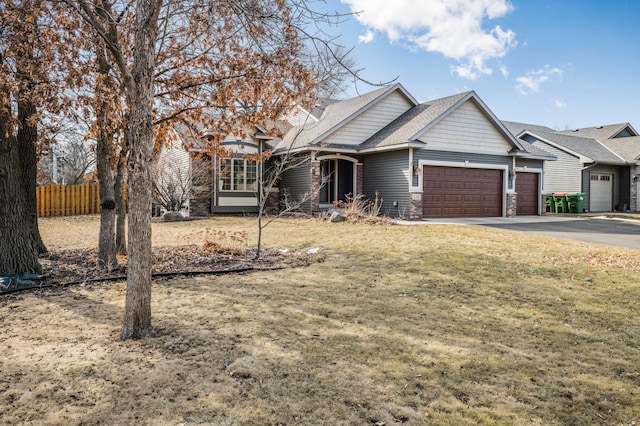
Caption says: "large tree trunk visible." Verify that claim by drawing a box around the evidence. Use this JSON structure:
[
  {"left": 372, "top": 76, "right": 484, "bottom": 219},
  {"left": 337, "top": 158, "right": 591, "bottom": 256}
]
[
  {"left": 115, "top": 155, "right": 127, "bottom": 255},
  {"left": 17, "top": 89, "right": 47, "bottom": 255},
  {"left": 95, "top": 42, "right": 118, "bottom": 269},
  {"left": 0, "top": 101, "right": 42, "bottom": 275},
  {"left": 121, "top": 0, "right": 162, "bottom": 339}
]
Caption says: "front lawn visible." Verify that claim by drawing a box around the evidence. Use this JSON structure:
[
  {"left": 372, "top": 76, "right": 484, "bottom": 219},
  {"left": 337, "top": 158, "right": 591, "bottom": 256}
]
[{"left": 2, "top": 216, "right": 639, "bottom": 425}]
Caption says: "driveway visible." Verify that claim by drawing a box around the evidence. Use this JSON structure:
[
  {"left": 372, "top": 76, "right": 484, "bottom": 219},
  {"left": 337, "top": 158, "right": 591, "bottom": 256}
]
[{"left": 401, "top": 216, "right": 640, "bottom": 250}]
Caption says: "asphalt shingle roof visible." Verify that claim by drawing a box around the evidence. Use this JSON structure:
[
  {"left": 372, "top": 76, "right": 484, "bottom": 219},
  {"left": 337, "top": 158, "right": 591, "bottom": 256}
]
[
  {"left": 276, "top": 84, "right": 409, "bottom": 152},
  {"left": 599, "top": 136, "right": 640, "bottom": 160},
  {"left": 556, "top": 123, "right": 632, "bottom": 140},
  {"left": 503, "top": 120, "right": 628, "bottom": 164},
  {"left": 502, "top": 121, "right": 555, "bottom": 137},
  {"left": 359, "top": 92, "right": 471, "bottom": 150}
]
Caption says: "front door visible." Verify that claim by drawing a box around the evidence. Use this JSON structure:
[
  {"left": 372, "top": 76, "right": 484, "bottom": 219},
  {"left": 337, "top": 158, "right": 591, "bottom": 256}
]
[{"left": 319, "top": 159, "right": 353, "bottom": 205}]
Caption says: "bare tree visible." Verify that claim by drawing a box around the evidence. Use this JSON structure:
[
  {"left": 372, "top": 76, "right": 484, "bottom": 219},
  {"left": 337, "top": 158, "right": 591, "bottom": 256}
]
[
  {"left": 54, "top": 135, "right": 97, "bottom": 185},
  {"left": 254, "top": 127, "right": 330, "bottom": 259},
  {"left": 151, "top": 146, "right": 191, "bottom": 213}
]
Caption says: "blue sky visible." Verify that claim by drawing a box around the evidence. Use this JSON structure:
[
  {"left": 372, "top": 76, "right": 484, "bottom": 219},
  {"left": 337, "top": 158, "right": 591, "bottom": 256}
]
[{"left": 320, "top": 0, "right": 639, "bottom": 130}]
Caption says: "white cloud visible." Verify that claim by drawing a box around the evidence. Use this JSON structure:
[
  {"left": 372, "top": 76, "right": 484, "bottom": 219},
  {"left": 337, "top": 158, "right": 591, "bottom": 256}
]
[
  {"left": 515, "top": 65, "right": 563, "bottom": 95},
  {"left": 341, "top": 0, "right": 517, "bottom": 80},
  {"left": 499, "top": 64, "right": 509, "bottom": 78},
  {"left": 554, "top": 98, "right": 567, "bottom": 109},
  {"left": 359, "top": 29, "right": 375, "bottom": 43}
]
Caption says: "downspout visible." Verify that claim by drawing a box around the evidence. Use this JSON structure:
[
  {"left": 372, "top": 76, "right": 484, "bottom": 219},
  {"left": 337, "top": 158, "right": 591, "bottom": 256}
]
[
  {"left": 409, "top": 147, "right": 414, "bottom": 188},
  {"left": 581, "top": 162, "right": 598, "bottom": 212},
  {"left": 512, "top": 156, "right": 516, "bottom": 189},
  {"left": 258, "top": 140, "right": 263, "bottom": 207}
]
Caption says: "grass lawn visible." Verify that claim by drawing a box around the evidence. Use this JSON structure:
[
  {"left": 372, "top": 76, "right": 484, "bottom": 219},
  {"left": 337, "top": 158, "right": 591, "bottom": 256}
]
[{"left": 2, "top": 215, "right": 639, "bottom": 425}]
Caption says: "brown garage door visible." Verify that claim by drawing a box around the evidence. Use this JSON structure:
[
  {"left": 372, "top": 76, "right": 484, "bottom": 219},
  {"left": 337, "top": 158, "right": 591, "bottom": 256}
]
[
  {"left": 515, "top": 172, "right": 538, "bottom": 215},
  {"left": 423, "top": 166, "right": 503, "bottom": 218}
]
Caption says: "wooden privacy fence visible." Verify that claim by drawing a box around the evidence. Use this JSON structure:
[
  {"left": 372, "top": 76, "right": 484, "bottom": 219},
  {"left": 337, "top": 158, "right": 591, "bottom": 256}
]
[{"left": 36, "top": 183, "right": 101, "bottom": 217}]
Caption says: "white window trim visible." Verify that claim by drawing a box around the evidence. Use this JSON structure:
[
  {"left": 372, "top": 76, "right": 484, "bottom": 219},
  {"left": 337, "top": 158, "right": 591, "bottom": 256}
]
[{"left": 219, "top": 158, "right": 257, "bottom": 192}]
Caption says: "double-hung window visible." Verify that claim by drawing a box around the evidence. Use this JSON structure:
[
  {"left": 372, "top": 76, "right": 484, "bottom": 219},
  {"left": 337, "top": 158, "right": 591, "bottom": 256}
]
[{"left": 219, "top": 158, "right": 257, "bottom": 191}]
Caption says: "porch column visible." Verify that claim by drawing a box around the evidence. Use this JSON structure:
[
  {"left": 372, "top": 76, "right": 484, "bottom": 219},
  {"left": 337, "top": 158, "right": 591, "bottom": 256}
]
[
  {"left": 408, "top": 191, "right": 423, "bottom": 220},
  {"left": 356, "top": 163, "right": 363, "bottom": 197},
  {"left": 631, "top": 165, "right": 639, "bottom": 212},
  {"left": 310, "top": 159, "right": 321, "bottom": 213},
  {"left": 506, "top": 193, "right": 517, "bottom": 217}
]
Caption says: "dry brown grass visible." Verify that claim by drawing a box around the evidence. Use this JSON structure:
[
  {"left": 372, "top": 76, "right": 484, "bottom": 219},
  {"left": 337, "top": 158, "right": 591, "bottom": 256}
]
[{"left": 2, "top": 215, "right": 640, "bottom": 425}]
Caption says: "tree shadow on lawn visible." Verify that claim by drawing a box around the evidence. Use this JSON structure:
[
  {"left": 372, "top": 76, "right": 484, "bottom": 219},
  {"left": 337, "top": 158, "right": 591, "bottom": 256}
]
[
  {"left": 9, "top": 244, "right": 638, "bottom": 425},
  {"left": 36, "top": 284, "right": 124, "bottom": 326},
  {"left": 132, "top": 247, "right": 640, "bottom": 424}
]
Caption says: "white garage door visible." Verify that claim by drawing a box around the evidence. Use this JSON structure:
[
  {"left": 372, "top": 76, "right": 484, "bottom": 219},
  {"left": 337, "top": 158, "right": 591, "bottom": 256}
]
[{"left": 590, "top": 173, "right": 612, "bottom": 211}]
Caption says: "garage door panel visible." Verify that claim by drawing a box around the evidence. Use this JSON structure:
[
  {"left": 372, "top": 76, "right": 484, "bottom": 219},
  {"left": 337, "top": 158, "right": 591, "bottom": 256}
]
[
  {"left": 443, "top": 182, "right": 465, "bottom": 190},
  {"left": 444, "top": 195, "right": 464, "bottom": 203},
  {"left": 465, "top": 194, "right": 483, "bottom": 203},
  {"left": 423, "top": 166, "right": 503, "bottom": 218}
]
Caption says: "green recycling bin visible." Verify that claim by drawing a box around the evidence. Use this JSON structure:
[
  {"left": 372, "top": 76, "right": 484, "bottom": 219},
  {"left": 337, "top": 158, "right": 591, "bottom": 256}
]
[
  {"left": 545, "top": 196, "right": 555, "bottom": 213},
  {"left": 552, "top": 193, "right": 568, "bottom": 213},
  {"left": 566, "top": 193, "right": 584, "bottom": 213}
]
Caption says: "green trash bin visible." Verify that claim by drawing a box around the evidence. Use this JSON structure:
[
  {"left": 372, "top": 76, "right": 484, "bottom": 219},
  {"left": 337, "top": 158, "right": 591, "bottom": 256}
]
[
  {"left": 552, "top": 193, "right": 568, "bottom": 213},
  {"left": 567, "top": 193, "right": 584, "bottom": 213},
  {"left": 545, "top": 195, "right": 555, "bottom": 213}
]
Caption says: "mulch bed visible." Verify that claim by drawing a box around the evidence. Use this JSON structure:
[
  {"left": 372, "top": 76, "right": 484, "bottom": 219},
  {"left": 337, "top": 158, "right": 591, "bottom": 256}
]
[{"left": 1, "top": 245, "right": 322, "bottom": 295}]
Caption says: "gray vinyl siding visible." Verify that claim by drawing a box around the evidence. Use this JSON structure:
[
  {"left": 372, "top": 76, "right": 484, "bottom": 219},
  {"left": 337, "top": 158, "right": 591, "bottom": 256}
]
[
  {"left": 280, "top": 157, "right": 312, "bottom": 213},
  {"left": 323, "top": 91, "right": 413, "bottom": 146},
  {"left": 523, "top": 135, "right": 582, "bottom": 193},
  {"left": 419, "top": 101, "right": 514, "bottom": 155},
  {"left": 515, "top": 158, "right": 544, "bottom": 169},
  {"left": 363, "top": 150, "right": 410, "bottom": 216}
]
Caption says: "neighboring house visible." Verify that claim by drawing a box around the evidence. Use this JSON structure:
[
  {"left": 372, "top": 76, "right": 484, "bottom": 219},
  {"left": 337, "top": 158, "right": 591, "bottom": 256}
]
[
  {"left": 504, "top": 121, "right": 640, "bottom": 212},
  {"left": 272, "top": 83, "right": 555, "bottom": 218},
  {"left": 152, "top": 133, "right": 192, "bottom": 215}
]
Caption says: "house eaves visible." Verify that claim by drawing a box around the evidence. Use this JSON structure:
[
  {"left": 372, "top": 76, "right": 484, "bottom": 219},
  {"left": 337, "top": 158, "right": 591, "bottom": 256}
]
[
  {"left": 510, "top": 140, "right": 557, "bottom": 161},
  {"left": 358, "top": 141, "right": 426, "bottom": 154}
]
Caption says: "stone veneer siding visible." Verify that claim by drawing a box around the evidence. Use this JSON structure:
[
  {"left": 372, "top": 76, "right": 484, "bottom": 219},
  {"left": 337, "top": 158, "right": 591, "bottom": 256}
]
[
  {"left": 189, "top": 157, "right": 214, "bottom": 217},
  {"left": 506, "top": 193, "right": 517, "bottom": 217},
  {"left": 631, "top": 165, "right": 639, "bottom": 212},
  {"left": 541, "top": 194, "right": 549, "bottom": 216},
  {"left": 310, "top": 160, "right": 320, "bottom": 213},
  {"left": 356, "top": 163, "right": 363, "bottom": 197},
  {"left": 408, "top": 192, "right": 423, "bottom": 220}
]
